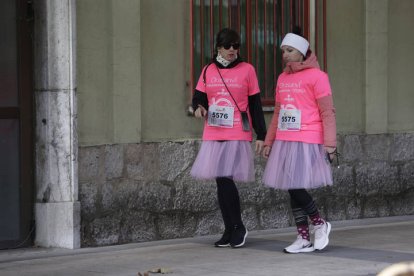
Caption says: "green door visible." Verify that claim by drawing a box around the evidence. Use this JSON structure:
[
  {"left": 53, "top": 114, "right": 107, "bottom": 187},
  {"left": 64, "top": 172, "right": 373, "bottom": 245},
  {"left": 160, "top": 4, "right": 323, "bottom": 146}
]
[{"left": 0, "top": 0, "right": 34, "bottom": 249}]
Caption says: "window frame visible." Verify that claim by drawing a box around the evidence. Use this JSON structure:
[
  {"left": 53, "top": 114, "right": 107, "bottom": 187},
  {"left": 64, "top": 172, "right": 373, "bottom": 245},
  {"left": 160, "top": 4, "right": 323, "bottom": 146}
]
[{"left": 189, "top": 0, "right": 327, "bottom": 107}]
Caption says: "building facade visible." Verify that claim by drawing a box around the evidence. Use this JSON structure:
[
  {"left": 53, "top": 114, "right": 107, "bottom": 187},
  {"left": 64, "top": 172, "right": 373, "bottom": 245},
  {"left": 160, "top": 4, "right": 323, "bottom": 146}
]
[{"left": 1, "top": 0, "right": 413, "bottom": 249}]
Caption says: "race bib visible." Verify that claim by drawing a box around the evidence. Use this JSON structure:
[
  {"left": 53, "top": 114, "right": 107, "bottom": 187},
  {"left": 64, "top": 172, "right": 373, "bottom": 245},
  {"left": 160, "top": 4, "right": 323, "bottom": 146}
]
[
  {"left": 278, "top": 109, "right": 301, "bottom": 131},
  {"left": 208, "top": 105, "right": 234, "bottom": 128}
]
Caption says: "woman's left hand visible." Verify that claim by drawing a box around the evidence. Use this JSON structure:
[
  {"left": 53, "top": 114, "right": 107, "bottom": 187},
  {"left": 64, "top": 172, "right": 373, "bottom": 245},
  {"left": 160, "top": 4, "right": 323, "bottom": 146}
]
[{"left": 255, "top": 140, "right": 264, "bottom": 155}]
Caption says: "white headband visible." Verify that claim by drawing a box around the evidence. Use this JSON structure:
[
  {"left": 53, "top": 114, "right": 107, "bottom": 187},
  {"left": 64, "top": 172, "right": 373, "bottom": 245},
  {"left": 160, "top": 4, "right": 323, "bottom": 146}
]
[{"left": 280, "top": 33, "right": 309, "bottom": 56}]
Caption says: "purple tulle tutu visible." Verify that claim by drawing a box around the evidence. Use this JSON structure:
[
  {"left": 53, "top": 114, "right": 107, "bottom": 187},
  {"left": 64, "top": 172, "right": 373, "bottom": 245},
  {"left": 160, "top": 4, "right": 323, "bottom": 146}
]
[
  {"left": 263, "top": 140, "right": 333, "bottom": 190},
  {"left": 191, "top": 140, "right": 254, "bottom": 182}
]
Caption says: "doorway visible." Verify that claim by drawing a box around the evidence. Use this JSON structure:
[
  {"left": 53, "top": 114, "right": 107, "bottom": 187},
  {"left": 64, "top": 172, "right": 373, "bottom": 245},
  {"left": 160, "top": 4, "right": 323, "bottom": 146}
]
[{"left": 0, "top": 0, "right": 34, "bottom": 249}]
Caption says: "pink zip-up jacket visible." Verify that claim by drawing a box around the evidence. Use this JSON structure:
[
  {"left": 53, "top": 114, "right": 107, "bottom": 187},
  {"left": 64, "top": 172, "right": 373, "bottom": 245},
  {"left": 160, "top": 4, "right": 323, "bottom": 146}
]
[{"left": 264, "top": 52, "right": 336, "bottom": 147}]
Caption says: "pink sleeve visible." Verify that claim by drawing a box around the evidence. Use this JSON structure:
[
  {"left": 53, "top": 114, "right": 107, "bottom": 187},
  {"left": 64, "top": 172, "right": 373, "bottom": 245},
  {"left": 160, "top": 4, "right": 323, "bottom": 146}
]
[
  {"left": 264, "top": 101, "right": 281, "bottom": 147},
  {"left": 314, "top": 71, "right": 332, "bottom": 99},
  {"left": 317, "top": 95, "right": 337, "bottom": 147},
  {"left": 195, "top": 65, "right": 209, "bottom": 92},
  {"left": 248, "top": 65, "right": 260, "bottom": 96}
]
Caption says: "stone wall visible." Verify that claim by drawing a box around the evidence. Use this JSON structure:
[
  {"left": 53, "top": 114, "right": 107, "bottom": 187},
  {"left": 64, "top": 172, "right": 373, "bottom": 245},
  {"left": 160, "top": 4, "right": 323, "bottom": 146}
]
[{"left": 78, "top": 133, "right": 414, "bottom": 247}]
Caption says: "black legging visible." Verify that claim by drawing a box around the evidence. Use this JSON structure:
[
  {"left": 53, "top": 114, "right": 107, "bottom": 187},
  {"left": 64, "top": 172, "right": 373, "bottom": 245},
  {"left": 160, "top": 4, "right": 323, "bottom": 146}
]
[
  {"left": 216, "top": 177, "right": 243, "bottom": 229},
  {"left": 289, "top": 189, "right": 319, "bottom": 226}
]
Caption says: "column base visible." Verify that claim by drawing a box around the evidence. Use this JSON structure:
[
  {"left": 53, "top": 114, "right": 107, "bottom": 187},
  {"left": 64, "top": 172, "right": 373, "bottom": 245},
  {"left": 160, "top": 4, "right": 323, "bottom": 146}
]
[{"left": 35, "top": 201, "right": 80, "bottom": 249}]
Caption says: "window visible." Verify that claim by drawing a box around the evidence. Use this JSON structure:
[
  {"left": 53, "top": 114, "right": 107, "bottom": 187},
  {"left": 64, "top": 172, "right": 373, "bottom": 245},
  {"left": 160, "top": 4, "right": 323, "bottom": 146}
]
[{"left": 190, "top": 0, "right": 326, "bottom": 106}]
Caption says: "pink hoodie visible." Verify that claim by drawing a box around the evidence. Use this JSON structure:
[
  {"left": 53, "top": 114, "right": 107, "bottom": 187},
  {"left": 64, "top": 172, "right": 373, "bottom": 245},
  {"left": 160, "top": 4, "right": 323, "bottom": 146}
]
[{"left": 264, "top": 52, "right": 337, "bottom": 147}]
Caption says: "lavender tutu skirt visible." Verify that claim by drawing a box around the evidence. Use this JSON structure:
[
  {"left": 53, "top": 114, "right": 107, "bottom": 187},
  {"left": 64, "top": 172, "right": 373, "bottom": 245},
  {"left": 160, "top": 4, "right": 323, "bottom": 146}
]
[
  {"left": 191, "top": 140, "right": 254, "bottom": 182},
  {"left": 263, "top": 141, "right": 333, "bottom": 190}
]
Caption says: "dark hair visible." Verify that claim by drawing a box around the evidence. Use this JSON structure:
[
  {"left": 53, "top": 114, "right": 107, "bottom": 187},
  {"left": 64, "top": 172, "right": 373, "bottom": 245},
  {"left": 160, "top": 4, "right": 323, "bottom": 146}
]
[
  {"left": 292, "top": 26, "right": 303, "bottom": 37},
  {"left": 215, "top": 28, "right": 240, "bottom": 50},
  {"left": 291, "top": 25, "right": 309, "bottom": 58}
]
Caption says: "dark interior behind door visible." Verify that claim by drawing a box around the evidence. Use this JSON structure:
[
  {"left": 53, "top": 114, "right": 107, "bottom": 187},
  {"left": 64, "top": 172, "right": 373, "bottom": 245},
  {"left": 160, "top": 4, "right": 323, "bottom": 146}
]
[{"left": 0, "top": 0, "right": 34, "bottom": 249}]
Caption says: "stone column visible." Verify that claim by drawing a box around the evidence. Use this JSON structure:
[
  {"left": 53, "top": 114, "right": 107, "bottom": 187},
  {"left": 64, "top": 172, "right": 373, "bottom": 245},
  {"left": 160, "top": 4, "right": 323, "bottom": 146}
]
[
  {"left": 365, "top": 0, "right": 388, "bottom": 133},
  {"left": 34, "top": 0, "right": 80, "bottom": 249}
]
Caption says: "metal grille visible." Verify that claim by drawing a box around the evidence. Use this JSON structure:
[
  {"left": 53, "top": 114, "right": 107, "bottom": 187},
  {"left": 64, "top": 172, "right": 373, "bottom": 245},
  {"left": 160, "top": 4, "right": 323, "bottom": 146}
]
[{"left": 190, "top": 0, "right": 326, "bottom": 105}]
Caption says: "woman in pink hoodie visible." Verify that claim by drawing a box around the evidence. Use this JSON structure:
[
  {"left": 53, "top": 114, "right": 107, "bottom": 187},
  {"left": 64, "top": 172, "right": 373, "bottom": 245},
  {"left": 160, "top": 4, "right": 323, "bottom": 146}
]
[{"left": 262, "top": 28, "right": 338, "bottom": 254}]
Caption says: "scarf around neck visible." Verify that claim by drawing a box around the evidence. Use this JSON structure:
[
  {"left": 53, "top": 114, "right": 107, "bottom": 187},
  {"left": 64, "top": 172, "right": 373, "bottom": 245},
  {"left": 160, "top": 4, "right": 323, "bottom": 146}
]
[
  {"left": 216, "top": 53, "right": 238, "bottom": 67},
  {"left": 284, "top": 52, "right": 320, "bottom": 74}
]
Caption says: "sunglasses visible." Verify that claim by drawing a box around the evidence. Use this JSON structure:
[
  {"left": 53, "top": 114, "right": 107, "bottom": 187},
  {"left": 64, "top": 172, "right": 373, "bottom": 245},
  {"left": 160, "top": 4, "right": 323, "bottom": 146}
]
[{"left": 222, "top": 43, "right": 240, "bottom": 50}]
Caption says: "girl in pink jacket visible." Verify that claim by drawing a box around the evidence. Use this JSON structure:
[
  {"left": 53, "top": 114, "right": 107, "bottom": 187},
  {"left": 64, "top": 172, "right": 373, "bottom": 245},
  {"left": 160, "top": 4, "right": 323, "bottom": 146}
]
[{"left": 263, "top": 29, "right": 338, "bottom": 254}]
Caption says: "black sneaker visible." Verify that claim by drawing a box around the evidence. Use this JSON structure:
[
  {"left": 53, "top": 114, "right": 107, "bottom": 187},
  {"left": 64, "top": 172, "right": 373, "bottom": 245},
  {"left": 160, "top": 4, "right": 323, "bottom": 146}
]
[
  {"left": 230, "top": 225, "right": 248, "bottom": 248},
  {"left": 214, "top": 230, "right": 231, "bottom": 247}
]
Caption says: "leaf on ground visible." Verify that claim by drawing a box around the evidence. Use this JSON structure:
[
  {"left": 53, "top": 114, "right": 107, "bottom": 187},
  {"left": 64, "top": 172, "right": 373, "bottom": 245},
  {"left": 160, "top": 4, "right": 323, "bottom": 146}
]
[{"left": 148, "top": 267, "right": 172, "bottom": 274}]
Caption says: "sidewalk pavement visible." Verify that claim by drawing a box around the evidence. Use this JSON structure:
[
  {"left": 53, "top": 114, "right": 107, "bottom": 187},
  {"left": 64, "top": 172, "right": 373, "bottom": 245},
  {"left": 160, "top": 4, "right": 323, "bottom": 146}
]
[{"left": 0, "top": 215, "right": 413, "bottom": 276}]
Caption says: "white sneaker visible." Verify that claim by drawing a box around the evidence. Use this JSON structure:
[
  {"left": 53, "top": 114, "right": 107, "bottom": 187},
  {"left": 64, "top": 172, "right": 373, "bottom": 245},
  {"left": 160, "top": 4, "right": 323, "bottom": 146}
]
[
  {"left": 283, "top": 236, "right": 315, "bottom": 254},
  {"left": 313, "top": 222, "right": 331, "bottom": 250}
]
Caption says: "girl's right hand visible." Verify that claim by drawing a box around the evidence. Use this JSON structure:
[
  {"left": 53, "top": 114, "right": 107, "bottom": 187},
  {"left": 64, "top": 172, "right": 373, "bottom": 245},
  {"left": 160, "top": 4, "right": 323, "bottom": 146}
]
[
  {"left": 262, "top": 145, "right": 271, "bottom": 158},
  {"left": 194, "top": 105, "right": 207, "bottom": 118}
]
